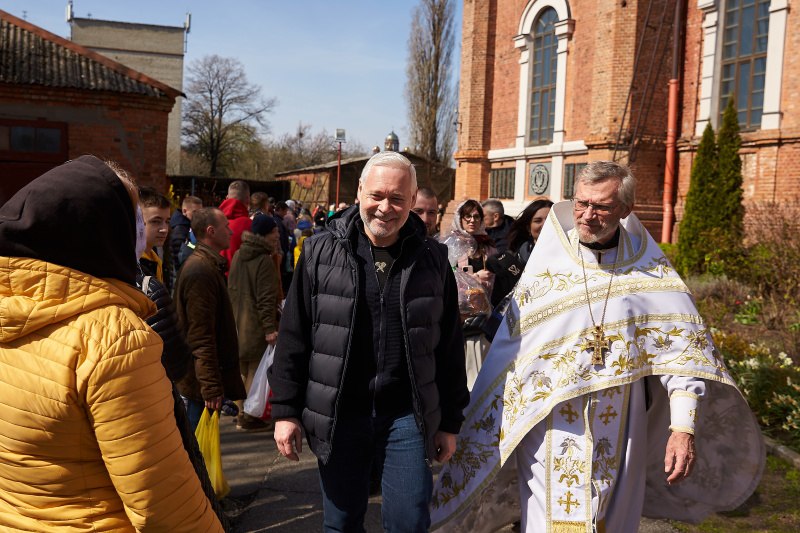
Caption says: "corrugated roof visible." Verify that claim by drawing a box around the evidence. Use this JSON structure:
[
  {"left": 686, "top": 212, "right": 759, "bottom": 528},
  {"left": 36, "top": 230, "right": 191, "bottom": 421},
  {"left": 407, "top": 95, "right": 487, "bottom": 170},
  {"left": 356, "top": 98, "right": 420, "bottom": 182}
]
[
  {"left": 274, "top": 155, "right": 373, "bottom": 177},
  {"left": 0, "top": 9, "right": 181, "bottom": 99},
  {"left": 274, "top": 151, "right": 437, "bottom": 178}
]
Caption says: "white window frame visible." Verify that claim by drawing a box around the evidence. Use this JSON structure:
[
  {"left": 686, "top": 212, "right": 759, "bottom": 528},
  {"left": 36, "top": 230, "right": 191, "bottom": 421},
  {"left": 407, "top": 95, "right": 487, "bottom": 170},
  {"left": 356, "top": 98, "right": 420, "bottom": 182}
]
[
  {"left": 696, "top": 0, "right": 787, "bottom": 135},
  {"left": 489, "top": 0, "right": 582, "bottom": 210},
  {"left": 514, "top": 0, "right": 573, "bottom": 149}
]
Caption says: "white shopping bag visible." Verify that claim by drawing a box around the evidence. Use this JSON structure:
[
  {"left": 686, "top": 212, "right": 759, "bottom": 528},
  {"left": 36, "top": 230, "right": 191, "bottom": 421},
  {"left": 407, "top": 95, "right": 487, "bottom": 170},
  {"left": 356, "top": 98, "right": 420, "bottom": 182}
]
[{"left": 243, "top": 345, "right": 275, "bottom": 419}]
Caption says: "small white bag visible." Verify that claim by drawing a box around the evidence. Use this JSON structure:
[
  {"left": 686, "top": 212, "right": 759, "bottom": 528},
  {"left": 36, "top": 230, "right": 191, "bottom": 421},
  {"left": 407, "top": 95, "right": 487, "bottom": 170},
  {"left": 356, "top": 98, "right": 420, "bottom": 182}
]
[{"left": 243, "top": 345, "right": 275, "bottom": 419}]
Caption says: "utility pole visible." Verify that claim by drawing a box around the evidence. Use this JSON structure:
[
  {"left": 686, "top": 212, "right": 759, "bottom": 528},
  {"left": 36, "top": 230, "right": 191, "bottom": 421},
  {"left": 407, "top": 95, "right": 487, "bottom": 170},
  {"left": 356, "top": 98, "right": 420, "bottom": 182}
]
[{"left": 335, "top": 129, "right": 346, "bottom": 206}]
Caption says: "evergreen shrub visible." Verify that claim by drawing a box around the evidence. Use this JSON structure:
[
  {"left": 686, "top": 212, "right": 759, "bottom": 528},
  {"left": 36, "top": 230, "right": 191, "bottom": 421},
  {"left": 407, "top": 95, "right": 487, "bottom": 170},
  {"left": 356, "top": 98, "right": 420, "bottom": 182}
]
[{"left": 677, "top": 123, "right": 718, "bottom": 275}]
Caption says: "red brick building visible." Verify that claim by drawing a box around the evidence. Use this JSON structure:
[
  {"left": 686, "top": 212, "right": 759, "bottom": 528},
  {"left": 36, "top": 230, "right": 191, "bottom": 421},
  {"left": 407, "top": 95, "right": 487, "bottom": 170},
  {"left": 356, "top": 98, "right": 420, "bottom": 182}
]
[
  {"left": 456, "top": 0, "right": 794, "bottom": 241},
  {"left": 0, "top": 10, "right": 180, "bottom": 204}
]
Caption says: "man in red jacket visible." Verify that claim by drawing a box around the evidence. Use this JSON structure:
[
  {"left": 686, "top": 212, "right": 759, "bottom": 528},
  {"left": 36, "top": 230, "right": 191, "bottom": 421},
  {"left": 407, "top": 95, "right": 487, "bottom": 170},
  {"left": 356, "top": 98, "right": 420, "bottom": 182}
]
[{"left": 219, "top": 180, "right": 251, "bottom": 274}]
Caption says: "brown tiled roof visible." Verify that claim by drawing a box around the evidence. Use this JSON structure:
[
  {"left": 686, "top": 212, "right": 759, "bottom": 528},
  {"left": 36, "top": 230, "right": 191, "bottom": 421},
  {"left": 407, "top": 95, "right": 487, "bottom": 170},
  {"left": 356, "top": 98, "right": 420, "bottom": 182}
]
[{"left": 0, "top": 9, "right": 181, "bottom": 99}]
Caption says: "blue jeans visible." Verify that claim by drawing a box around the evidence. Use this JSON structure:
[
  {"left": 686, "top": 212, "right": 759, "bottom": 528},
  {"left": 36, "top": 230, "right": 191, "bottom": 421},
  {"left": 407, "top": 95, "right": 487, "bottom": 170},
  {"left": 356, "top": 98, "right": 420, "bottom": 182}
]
[
  {"left": 184, "top": 397, "right": 205, "bottom": 434},
  {"left": 318, "top": 411, "right": 432, "bottom": 532}
]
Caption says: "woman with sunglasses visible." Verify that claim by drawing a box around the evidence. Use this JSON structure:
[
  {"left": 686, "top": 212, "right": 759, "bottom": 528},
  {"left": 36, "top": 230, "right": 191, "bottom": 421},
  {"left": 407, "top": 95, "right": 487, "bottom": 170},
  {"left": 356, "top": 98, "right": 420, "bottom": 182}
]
[{"left": 441, "top": 200, "right": 497, "bottom": 388}]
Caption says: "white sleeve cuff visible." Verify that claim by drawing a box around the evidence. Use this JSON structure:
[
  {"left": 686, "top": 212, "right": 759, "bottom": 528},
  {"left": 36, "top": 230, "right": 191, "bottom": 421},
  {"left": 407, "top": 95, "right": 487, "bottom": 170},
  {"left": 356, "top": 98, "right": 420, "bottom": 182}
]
[{"left": 669, "top": 390, "right": 699, "bottom": 435}]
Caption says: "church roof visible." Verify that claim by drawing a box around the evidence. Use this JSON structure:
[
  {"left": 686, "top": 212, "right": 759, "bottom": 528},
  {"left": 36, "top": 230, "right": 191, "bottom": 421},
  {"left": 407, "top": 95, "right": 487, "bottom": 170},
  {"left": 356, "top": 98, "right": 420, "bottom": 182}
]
[{"left": 0, "top": 9, "right": 181, "bottom": 99}]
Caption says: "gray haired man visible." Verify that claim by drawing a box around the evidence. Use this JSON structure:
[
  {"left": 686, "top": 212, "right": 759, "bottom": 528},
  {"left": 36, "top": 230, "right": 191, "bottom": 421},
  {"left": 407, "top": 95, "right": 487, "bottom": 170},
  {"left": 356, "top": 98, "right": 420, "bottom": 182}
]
[{"left": 270, "top": 151, "right": 469, "bottom": 531}]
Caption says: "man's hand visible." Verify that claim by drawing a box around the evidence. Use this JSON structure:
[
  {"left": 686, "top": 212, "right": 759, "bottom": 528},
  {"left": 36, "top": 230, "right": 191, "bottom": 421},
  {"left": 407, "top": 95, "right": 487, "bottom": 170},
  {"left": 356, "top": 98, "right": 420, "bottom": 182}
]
[
  {"left": 204, "top": 396, "right": 222, "bottom": 411},
  {"left": 665, "top": 431, "right": 696, "bottom": 484},
  {"left": 274, "top": 418, "right": 303, "bottom": 461},
  {"left": 434, "top": 431, "right": 457, "bottom": 463},
  {"left": 265, "top": 331, "right": 278, "bottom": 345}
]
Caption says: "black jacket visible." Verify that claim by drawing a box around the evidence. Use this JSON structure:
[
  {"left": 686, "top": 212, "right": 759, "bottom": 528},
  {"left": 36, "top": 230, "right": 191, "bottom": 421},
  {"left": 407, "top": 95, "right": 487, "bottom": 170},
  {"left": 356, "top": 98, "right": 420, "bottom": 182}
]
[
  {"left": 268, "top": 206, "right": 469, "bottom": 464},
  {"left": 274, "top": 214, "right": 290, "bottom": 263},
  {"left": 136, "top": 273, "right": 191, "bottom": 382},
  {"left": 485, "top": 214, "right": 514, "bottom": 254},
  {"left": 169, "top": 211, "right": 191, "bottom": 267}
]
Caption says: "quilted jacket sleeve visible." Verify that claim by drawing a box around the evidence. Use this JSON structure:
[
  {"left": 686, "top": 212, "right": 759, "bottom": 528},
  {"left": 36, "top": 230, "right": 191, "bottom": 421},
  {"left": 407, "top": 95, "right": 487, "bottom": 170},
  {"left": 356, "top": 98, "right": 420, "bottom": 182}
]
[
  {"left": 269, "top": 251, "right": 313, "bottom": 420},
  {"left": 144, "top": 276, "right": 191, "bottom": 382},
  {"left": 84, "top": 318, "right": 223, "bottom": 532},
  {"left": 434, "top": 247, "right": 469, "bottom": 435}
]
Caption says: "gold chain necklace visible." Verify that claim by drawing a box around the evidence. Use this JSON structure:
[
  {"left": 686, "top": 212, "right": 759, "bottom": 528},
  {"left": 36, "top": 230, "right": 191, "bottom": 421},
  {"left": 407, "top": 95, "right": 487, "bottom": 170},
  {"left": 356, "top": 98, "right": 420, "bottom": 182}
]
[{"left": 578, "top": 242, "right": 618, "bottom": 365}]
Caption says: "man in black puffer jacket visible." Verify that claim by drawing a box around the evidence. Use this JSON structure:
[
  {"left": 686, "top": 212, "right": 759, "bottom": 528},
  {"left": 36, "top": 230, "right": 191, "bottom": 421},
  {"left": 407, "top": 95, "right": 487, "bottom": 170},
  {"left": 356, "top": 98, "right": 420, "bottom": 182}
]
[{"left": 269, "top": 151, "right": 469, "bottom": 532}]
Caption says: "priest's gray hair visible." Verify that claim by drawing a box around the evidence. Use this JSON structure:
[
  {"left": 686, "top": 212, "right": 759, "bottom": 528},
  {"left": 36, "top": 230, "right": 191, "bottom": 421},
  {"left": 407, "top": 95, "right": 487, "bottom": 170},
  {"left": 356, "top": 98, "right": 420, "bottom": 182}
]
[
  {"left": 576, "top": 161, "right": 636, "bottom": 208},
  {"left": 360, "top": 151, "right": 418, "bottom": 190}
]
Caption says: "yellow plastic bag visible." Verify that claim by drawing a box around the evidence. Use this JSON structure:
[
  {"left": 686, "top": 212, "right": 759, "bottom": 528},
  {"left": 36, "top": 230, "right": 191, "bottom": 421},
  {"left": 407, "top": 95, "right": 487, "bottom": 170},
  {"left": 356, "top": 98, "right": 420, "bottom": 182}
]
[{"left": 194, "top": 408, "right": 230, "bottom": 499}]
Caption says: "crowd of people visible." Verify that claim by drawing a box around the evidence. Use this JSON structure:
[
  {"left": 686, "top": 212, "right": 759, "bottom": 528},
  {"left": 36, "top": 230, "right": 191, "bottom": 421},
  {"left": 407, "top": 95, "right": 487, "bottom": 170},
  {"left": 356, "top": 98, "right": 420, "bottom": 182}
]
[{"left": 0, "top": 153, "right": 763, "bottom": 532}]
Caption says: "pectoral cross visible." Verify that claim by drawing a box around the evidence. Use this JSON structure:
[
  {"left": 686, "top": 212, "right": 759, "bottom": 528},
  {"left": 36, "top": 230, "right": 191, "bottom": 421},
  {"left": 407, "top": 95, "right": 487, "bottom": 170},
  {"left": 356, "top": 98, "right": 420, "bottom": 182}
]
[{"left": 587, "top": 326, "right": 610, "bottom": 365}]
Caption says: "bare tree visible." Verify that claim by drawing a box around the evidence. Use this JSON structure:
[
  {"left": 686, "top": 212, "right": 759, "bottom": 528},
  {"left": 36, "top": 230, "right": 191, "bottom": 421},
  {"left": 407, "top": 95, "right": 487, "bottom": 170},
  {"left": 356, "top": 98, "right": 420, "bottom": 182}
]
[
  {"left": 214, "top": 123, "right": 370, "bottom": 181},
  {"left": 262, "top": 124, "right": 370, "bottom": 176},
  {"left": 405, "top": 0, "right": 457, "bottom": 164},
  {"left": 183, "top": 55, "right": 276, "bottom": 177}
]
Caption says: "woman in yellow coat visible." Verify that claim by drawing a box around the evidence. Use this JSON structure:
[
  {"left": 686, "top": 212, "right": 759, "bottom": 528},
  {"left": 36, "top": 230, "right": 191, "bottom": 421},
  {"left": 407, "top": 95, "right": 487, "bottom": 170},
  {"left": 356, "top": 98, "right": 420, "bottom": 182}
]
[{"left": 0, "top": 156, "right": 224, "bottom": 532}]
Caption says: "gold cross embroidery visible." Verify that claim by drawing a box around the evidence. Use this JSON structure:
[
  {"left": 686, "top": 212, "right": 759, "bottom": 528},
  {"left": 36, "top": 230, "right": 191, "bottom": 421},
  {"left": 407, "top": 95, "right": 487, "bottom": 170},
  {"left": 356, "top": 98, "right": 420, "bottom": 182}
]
[
  {"left": 586, "top": 326, "right": 610, "bottom": 365},
  {"left": 559, "top": 402, "right": 579, "bottom": 424},
  {"left": 599, "top": 405, "right": 618, "bottom": 425},
  {"left": 558, "top": 491, "right": 580, "bottom": 514}
]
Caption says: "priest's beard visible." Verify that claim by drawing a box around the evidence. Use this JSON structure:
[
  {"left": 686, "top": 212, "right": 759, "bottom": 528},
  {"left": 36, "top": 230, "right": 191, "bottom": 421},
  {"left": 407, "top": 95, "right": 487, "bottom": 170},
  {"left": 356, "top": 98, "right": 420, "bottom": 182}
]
[{"left": 575, "top": 220, "right": 618, "bottom": 244}]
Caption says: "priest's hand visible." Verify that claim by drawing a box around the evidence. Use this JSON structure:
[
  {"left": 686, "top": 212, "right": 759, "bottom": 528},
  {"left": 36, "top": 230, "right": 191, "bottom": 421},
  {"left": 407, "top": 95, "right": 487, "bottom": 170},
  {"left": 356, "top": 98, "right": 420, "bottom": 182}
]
[
  {"left": 434, "top": 431, "right": 457, "bottom": 463},
  {"left": 664, "top": 431, "right": 695, "bottom": 484},
  {"left": 275, "top": 418, "right": 303, "bottom": 461}
]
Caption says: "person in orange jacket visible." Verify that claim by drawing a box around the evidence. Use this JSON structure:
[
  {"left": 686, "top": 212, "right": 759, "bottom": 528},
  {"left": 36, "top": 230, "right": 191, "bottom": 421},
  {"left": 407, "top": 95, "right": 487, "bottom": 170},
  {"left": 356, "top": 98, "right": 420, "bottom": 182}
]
[{"left": 0, "top": 156, "right": 224, "bottom": 532}]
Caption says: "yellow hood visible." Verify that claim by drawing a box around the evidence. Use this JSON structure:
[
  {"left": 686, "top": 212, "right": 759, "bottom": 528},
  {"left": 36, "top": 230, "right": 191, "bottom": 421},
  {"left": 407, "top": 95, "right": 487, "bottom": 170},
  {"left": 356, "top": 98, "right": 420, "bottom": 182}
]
[{"left": 0, "top": 257, "right": 155, "bottom": 343}]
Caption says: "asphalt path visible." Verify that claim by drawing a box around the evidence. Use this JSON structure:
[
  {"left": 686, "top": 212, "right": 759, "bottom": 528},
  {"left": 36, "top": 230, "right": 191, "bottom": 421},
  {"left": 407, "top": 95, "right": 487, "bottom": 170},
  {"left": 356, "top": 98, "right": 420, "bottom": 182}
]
[{"left": 219, "top": 417, "right": 676, "bottom": 532}]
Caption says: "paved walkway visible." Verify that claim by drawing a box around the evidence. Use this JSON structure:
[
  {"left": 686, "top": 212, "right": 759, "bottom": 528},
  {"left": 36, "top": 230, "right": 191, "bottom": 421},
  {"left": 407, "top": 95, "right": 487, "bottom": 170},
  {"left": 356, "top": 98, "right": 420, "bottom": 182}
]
[{"left": 219, "top": 418, "right": 677, "bottom": 532}]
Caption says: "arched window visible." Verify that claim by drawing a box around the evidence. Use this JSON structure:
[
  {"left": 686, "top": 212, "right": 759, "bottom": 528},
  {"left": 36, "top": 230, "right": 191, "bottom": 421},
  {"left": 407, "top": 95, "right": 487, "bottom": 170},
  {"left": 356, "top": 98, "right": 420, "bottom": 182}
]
[
  {"left": 719, "top": 0, "right": 770, "bottom": 129},
  {"left": 529, "top": 8, "right": 558, "bottom": 145}
]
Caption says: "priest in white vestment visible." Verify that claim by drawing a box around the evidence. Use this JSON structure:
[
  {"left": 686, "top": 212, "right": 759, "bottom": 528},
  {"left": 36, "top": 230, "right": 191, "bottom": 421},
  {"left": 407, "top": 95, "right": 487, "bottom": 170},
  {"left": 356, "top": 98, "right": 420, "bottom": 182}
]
[{"left": 430, "top": 161, "right": 764, "bottom": 533}]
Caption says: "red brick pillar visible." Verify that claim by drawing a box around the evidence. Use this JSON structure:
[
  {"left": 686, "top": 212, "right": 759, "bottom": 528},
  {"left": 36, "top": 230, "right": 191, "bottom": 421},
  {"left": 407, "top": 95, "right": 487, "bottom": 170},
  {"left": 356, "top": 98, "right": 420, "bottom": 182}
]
[{"left": 445, "top": 0, "right": 494, "bottom": 232}]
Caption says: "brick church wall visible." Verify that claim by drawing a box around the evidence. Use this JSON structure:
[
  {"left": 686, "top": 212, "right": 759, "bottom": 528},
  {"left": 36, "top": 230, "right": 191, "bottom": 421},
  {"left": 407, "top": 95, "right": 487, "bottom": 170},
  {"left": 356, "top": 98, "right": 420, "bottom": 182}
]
[
  {"left": 675, "top": 1, "right": 800, "bottom": 242},
  {"left": 458, "top": 0, "right": 799, "bottom": 243}
]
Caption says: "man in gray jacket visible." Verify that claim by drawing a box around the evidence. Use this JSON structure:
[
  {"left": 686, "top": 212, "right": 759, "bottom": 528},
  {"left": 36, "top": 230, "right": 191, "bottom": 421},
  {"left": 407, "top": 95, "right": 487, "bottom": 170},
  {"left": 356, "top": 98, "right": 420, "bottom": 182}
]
[{"left": 269, "top": 151, "right": 469, "bottom": 532}]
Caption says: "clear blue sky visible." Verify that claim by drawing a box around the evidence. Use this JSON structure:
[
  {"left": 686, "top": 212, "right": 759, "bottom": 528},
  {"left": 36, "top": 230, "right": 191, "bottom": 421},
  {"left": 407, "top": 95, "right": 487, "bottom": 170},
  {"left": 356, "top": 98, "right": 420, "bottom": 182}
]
[{"left": 2, "top": 0, "right": 462, "bottom": 151}]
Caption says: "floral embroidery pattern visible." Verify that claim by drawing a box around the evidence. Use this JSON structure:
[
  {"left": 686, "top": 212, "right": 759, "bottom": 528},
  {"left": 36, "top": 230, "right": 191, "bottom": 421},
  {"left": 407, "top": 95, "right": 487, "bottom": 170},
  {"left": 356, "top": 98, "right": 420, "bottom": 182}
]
[
  {"left": 430, "top": 219, "right": 760, "bottom": 532},
  {"left": 431, "top": 323, "right": 730, "bottom": 510},
  {"left": 593, "top": 437, "right": 618, "bottom": 485},
  {"left": 554, "top": 437, "right": 587, "bottom": 487}
]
